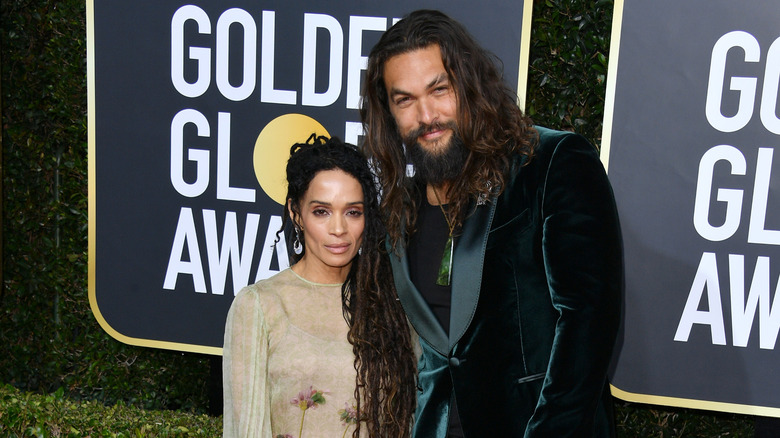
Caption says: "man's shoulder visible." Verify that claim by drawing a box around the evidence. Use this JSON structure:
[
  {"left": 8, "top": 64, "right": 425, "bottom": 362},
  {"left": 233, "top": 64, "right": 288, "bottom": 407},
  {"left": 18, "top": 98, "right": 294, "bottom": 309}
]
[
  {"left": 532, "top": 125, "right": 597, "bottom": 158},
  {"left": 502, "top": 126, "right": 601, "bottom": 189}
]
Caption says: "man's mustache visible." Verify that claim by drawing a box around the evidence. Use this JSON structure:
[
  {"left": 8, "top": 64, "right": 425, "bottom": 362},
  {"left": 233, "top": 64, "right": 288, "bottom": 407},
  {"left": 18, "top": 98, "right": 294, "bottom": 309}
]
[{"left": 405, "top": 120, "right": 458, "bottom": 143}]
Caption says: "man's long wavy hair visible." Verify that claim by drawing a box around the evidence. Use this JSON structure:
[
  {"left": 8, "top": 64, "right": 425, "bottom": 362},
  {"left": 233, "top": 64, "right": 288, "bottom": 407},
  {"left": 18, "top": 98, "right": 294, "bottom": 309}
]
[
  {"left": 279, "top": 135, "right": 416, "bottom": 437},
  {"left": 360, "top": 9, "right": 537, "bottom": 246}
]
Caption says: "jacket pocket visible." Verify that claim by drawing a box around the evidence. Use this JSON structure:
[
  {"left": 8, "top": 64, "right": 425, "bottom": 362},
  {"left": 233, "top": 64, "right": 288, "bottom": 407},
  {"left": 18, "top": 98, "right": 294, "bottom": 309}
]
[{"left": 516, "top": 372, "right": 545, "bottom": 384}]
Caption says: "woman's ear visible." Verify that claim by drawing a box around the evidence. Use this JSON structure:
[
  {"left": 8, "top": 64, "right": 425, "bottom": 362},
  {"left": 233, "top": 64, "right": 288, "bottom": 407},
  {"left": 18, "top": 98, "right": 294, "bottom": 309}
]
[{"left": 287, "top": 198, "right": 300, "bottom": 229}]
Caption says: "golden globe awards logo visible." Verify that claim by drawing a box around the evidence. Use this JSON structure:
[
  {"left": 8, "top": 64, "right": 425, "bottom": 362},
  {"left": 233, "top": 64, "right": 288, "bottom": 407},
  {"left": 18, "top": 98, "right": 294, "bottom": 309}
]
[{"left": 163, "top": 112, "right": 329, "bottom": 296}]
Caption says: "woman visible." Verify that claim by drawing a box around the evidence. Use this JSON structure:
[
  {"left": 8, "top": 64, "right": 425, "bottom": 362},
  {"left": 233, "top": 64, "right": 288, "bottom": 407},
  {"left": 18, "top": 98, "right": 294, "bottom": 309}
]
[{"left": 223, "top": 135, "right": 416, "bottom": 438}]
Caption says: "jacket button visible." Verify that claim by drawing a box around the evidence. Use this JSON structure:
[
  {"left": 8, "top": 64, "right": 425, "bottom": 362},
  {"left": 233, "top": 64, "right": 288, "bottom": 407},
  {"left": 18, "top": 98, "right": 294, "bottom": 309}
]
[{"left": 449, "top": 357, "right": 460, "bottom": 366}]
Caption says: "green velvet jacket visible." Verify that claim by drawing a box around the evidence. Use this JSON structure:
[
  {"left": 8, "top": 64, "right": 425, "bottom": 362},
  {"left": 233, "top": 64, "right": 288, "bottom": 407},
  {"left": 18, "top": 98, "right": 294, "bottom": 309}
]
[{"left": 389, "top": 127, "right": 623, "bottom": 437}]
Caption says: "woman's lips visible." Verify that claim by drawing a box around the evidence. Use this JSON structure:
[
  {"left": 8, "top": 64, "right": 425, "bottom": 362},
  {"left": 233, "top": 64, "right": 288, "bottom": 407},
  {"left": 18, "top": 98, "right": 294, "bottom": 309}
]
[{"left": 325, "top": 243, "right": 351, "bottom": 254}]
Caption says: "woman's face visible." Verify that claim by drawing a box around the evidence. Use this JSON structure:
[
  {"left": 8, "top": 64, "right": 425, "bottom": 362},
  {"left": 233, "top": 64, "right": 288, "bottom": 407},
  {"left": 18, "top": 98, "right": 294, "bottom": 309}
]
[{"left": 291, "top": 169, "right": 365, "bottom": 283}]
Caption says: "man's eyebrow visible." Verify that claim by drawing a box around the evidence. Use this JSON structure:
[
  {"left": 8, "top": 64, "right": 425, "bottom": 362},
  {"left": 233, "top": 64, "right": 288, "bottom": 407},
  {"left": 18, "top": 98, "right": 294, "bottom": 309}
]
[
  {"left": 388, "top": 73, "right": 449, "bottom": 97},
  {"left": 388, "top": 85, "right": 409, "bottom": 98},
  {"left": 426, "top": 73, "right": 449, "bottom": 89}
]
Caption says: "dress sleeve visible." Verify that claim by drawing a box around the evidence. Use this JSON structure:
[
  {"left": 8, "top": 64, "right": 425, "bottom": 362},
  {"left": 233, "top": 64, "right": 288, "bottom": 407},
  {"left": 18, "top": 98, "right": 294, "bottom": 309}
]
[
  {"left": 223, "top": 287, "right": 273, "bottom": 438},
  {"left": 526, "top": 133, "right": 623, "bottom": 436}
]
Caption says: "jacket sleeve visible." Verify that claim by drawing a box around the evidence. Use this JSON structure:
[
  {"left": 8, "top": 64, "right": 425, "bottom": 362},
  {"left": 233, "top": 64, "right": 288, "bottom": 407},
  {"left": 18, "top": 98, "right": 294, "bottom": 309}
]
[
  {"left": 223, "top": 287, "right": 273, "bottom": 438},
  {"left": 525, "top": 132, "right": 623, "bottom": 437}
]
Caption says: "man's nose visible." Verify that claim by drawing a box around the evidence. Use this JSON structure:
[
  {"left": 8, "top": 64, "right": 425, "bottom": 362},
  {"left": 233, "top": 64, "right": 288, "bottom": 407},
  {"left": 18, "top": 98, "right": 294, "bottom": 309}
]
[{"left": 417, "top": 98, "right": 437, "bottom": 126}]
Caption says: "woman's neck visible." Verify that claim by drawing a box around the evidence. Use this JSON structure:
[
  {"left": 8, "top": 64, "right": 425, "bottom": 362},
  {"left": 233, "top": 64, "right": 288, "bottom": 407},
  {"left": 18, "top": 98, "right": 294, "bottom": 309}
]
[{"left": 291, "top": 257, "right": 349, "bottom": 284}]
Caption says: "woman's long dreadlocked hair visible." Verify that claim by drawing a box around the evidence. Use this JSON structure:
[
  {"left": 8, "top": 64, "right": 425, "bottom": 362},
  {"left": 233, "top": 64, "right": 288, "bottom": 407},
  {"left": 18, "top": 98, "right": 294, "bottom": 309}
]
[
  {"left": 278, "top": 134, "right": 416, "bottom": 437},
  {"left": 360, "top": 9, "right": 537, "bottom": 247}
]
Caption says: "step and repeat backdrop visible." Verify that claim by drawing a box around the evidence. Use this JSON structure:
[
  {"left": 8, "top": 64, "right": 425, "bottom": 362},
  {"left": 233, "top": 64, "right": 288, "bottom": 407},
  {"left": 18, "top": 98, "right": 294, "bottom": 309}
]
[
  {"left": 90, "top": 0, "right": 780, "bottom": 418},
  {"left": 88, "top": 1, "right": 531, "bottom": 354},
  {"left": 605, "top": 0, "right": 780, "bottom": 417}
]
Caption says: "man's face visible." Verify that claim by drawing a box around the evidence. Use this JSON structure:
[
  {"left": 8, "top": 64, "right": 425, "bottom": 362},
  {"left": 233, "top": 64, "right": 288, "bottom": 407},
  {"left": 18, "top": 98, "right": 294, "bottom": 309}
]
[{"left": 383, "top": 45, "right": 458, "bottom": 157}]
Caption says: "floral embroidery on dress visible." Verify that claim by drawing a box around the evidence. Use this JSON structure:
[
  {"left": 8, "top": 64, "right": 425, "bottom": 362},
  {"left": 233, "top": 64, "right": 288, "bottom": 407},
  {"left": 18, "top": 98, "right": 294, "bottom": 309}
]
[
  {"left": 291, "top": 386, "right": 327, "bottom": 411},
  {"left": 280, "top": 387, "right": 360, "bottom": 438},
  {"left": 287, "top": 386, "right": 327, "bottom": 438},
  {"left": 338, "top": 403, "right": 359, "bottom": 438}
]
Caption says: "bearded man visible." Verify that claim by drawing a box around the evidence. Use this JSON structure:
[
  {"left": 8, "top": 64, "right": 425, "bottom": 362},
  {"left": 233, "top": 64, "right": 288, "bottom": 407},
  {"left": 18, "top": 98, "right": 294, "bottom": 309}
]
[{"left": 360, "top": 9, "right": 623, "bottom": 438}]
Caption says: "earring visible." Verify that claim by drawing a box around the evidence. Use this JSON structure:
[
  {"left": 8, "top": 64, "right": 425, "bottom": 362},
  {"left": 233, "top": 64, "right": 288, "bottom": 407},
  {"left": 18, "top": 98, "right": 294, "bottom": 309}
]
[
  {"left": 358, "top": 246, "right": 363, "bottom": 256},
  {"left": 293, "top": 228, "right": 303, "bottom": 255}
]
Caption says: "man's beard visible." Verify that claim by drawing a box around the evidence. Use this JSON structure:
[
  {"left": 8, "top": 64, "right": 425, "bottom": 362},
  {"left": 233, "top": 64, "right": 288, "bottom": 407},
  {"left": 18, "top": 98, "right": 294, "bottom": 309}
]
[{"left": 404, "top": 121, "right": 468, "bottom": 186}]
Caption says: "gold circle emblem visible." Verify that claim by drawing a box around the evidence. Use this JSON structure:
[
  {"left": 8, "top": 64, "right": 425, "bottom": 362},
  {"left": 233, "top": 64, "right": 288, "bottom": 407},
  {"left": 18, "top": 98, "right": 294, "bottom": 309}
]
[{"left": 253, "top": 114, "right": 329, "bottom": 205}]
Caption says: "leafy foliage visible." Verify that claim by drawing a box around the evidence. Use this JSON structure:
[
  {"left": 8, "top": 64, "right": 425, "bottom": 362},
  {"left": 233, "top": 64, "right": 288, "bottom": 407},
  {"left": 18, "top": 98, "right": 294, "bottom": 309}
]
[
  {"left": 0, "top": 384, "right": 222, "bottom": 437},
  {"left": 0, "top": 0, "right": 761, "bottom": 434},
  {"left": 527, "top": 0, "right": 613, "bottom": 146},
  {"left": 616, "top": 402, "right": 754, "bottom": 437}
]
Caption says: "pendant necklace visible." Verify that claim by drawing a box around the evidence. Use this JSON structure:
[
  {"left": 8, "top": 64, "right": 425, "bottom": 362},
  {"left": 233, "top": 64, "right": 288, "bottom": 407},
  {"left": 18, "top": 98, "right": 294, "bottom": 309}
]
[{"left": 432, "top": 188, "right": 455, "bottom": 286}]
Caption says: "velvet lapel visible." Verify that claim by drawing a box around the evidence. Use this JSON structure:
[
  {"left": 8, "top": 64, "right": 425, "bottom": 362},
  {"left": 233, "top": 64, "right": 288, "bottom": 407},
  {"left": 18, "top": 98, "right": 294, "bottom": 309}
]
[
  {"left": 448, "top": 199, "right": 497, "bottom": 351},
  {"left": 388, "top": 242, "right": 449, "bottom": 355}
]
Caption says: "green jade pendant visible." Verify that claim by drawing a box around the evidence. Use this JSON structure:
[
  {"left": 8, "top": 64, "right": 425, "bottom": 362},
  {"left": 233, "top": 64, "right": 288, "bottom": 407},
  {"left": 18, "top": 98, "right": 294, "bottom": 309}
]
[{"left": 436, "top": 234, "right": 454, "bottom": 286}]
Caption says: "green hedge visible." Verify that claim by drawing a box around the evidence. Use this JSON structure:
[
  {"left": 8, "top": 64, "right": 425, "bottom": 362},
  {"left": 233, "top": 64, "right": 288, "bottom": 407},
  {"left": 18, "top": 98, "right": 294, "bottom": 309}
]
[
  {"left": 616, "top": 402, "right": 754, "bottom": 437},
  {"left": 0, "top": 0, "right": 760, "bottom": 434},
  {"left": 527, "top": 0, "right": 613, "bottom": 147},
  {"left": 0, "top": 384, "right": 221, "bottom": 437},
  {"left": 0, "top": 384, "right": 754, "bottom": 437}
]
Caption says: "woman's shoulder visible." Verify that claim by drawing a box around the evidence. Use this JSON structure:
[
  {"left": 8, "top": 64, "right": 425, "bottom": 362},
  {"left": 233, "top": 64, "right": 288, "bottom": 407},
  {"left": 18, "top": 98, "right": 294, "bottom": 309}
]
[
  {"left": 232, "top": 269, "right": 295, "bottom": 309},
  {"left": 246, "top": 267, "right": 299, "bottom": 292},
  {"left": 227, "top": 269, "right": 299, "bottom": 334}
]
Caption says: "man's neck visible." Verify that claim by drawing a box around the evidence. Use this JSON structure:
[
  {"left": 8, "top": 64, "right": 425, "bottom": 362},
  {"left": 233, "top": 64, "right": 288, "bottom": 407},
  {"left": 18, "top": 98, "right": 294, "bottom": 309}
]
[{"left": 426, "top": 182, "right": 452, "bottom": 206}]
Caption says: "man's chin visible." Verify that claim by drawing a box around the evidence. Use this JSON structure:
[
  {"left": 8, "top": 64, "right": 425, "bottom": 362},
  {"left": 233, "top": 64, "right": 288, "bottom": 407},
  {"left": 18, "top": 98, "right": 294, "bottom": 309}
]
[
  {"left": 416, "top": 133, "right": 453, "bottom": 155},
  {"left": 407, "top": 131, "right": 468, "bottom": 185}
]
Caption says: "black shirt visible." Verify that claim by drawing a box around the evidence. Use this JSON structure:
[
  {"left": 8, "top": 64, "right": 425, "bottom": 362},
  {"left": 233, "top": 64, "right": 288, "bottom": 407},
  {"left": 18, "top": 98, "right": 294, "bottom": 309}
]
[
  {"left": 408, "top": 200, "right": 453, "bottom": 334},
  {"left": 407, "top": 199, "right": 465, "bottom": 438}
]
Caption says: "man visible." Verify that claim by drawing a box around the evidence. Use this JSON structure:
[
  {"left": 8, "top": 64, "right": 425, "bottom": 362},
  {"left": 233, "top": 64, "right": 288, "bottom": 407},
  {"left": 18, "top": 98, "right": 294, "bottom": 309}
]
[{"left": 360, "top": 9, "right": 623, "bottom": 437}]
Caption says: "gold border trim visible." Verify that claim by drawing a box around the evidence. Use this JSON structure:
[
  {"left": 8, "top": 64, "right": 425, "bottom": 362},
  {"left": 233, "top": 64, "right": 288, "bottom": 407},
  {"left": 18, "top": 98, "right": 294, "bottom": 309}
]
[
  {"left": 516, "top": 0, "right": 534, "bottom": 111},
  {"left": 86, "top": 0, "right": 221, "bottom": 356},
  {"left": 599, "top": 0, "right": 624, "bottom": 172},
  {"left": 611, "top": 384, "right": 780, "bottom": 417}
]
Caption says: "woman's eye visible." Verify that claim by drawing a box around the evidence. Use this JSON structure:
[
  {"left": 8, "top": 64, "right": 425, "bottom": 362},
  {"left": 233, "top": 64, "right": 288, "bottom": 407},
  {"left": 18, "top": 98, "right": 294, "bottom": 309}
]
[
  {"left": 312, "top": 209, "right": 329, "bottom": 216},
  {"left": 347, "top": 209, "right": 364, "bottom": 217}
]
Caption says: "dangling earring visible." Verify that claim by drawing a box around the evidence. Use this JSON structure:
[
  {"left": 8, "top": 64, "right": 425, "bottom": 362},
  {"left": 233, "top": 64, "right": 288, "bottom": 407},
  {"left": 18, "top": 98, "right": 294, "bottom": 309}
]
[
  {"left": 293, "top": 228, "right": 303, "bottom": 255},
  {"left": 358, "top": 246, "right": 363, "bottom": 256}
]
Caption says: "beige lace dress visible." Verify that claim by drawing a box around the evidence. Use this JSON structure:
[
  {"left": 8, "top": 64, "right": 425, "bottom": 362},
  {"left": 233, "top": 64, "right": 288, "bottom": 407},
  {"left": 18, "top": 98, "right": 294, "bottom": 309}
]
[{"left": 223, "top": 268, "right": 362, "bottom": 438}]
